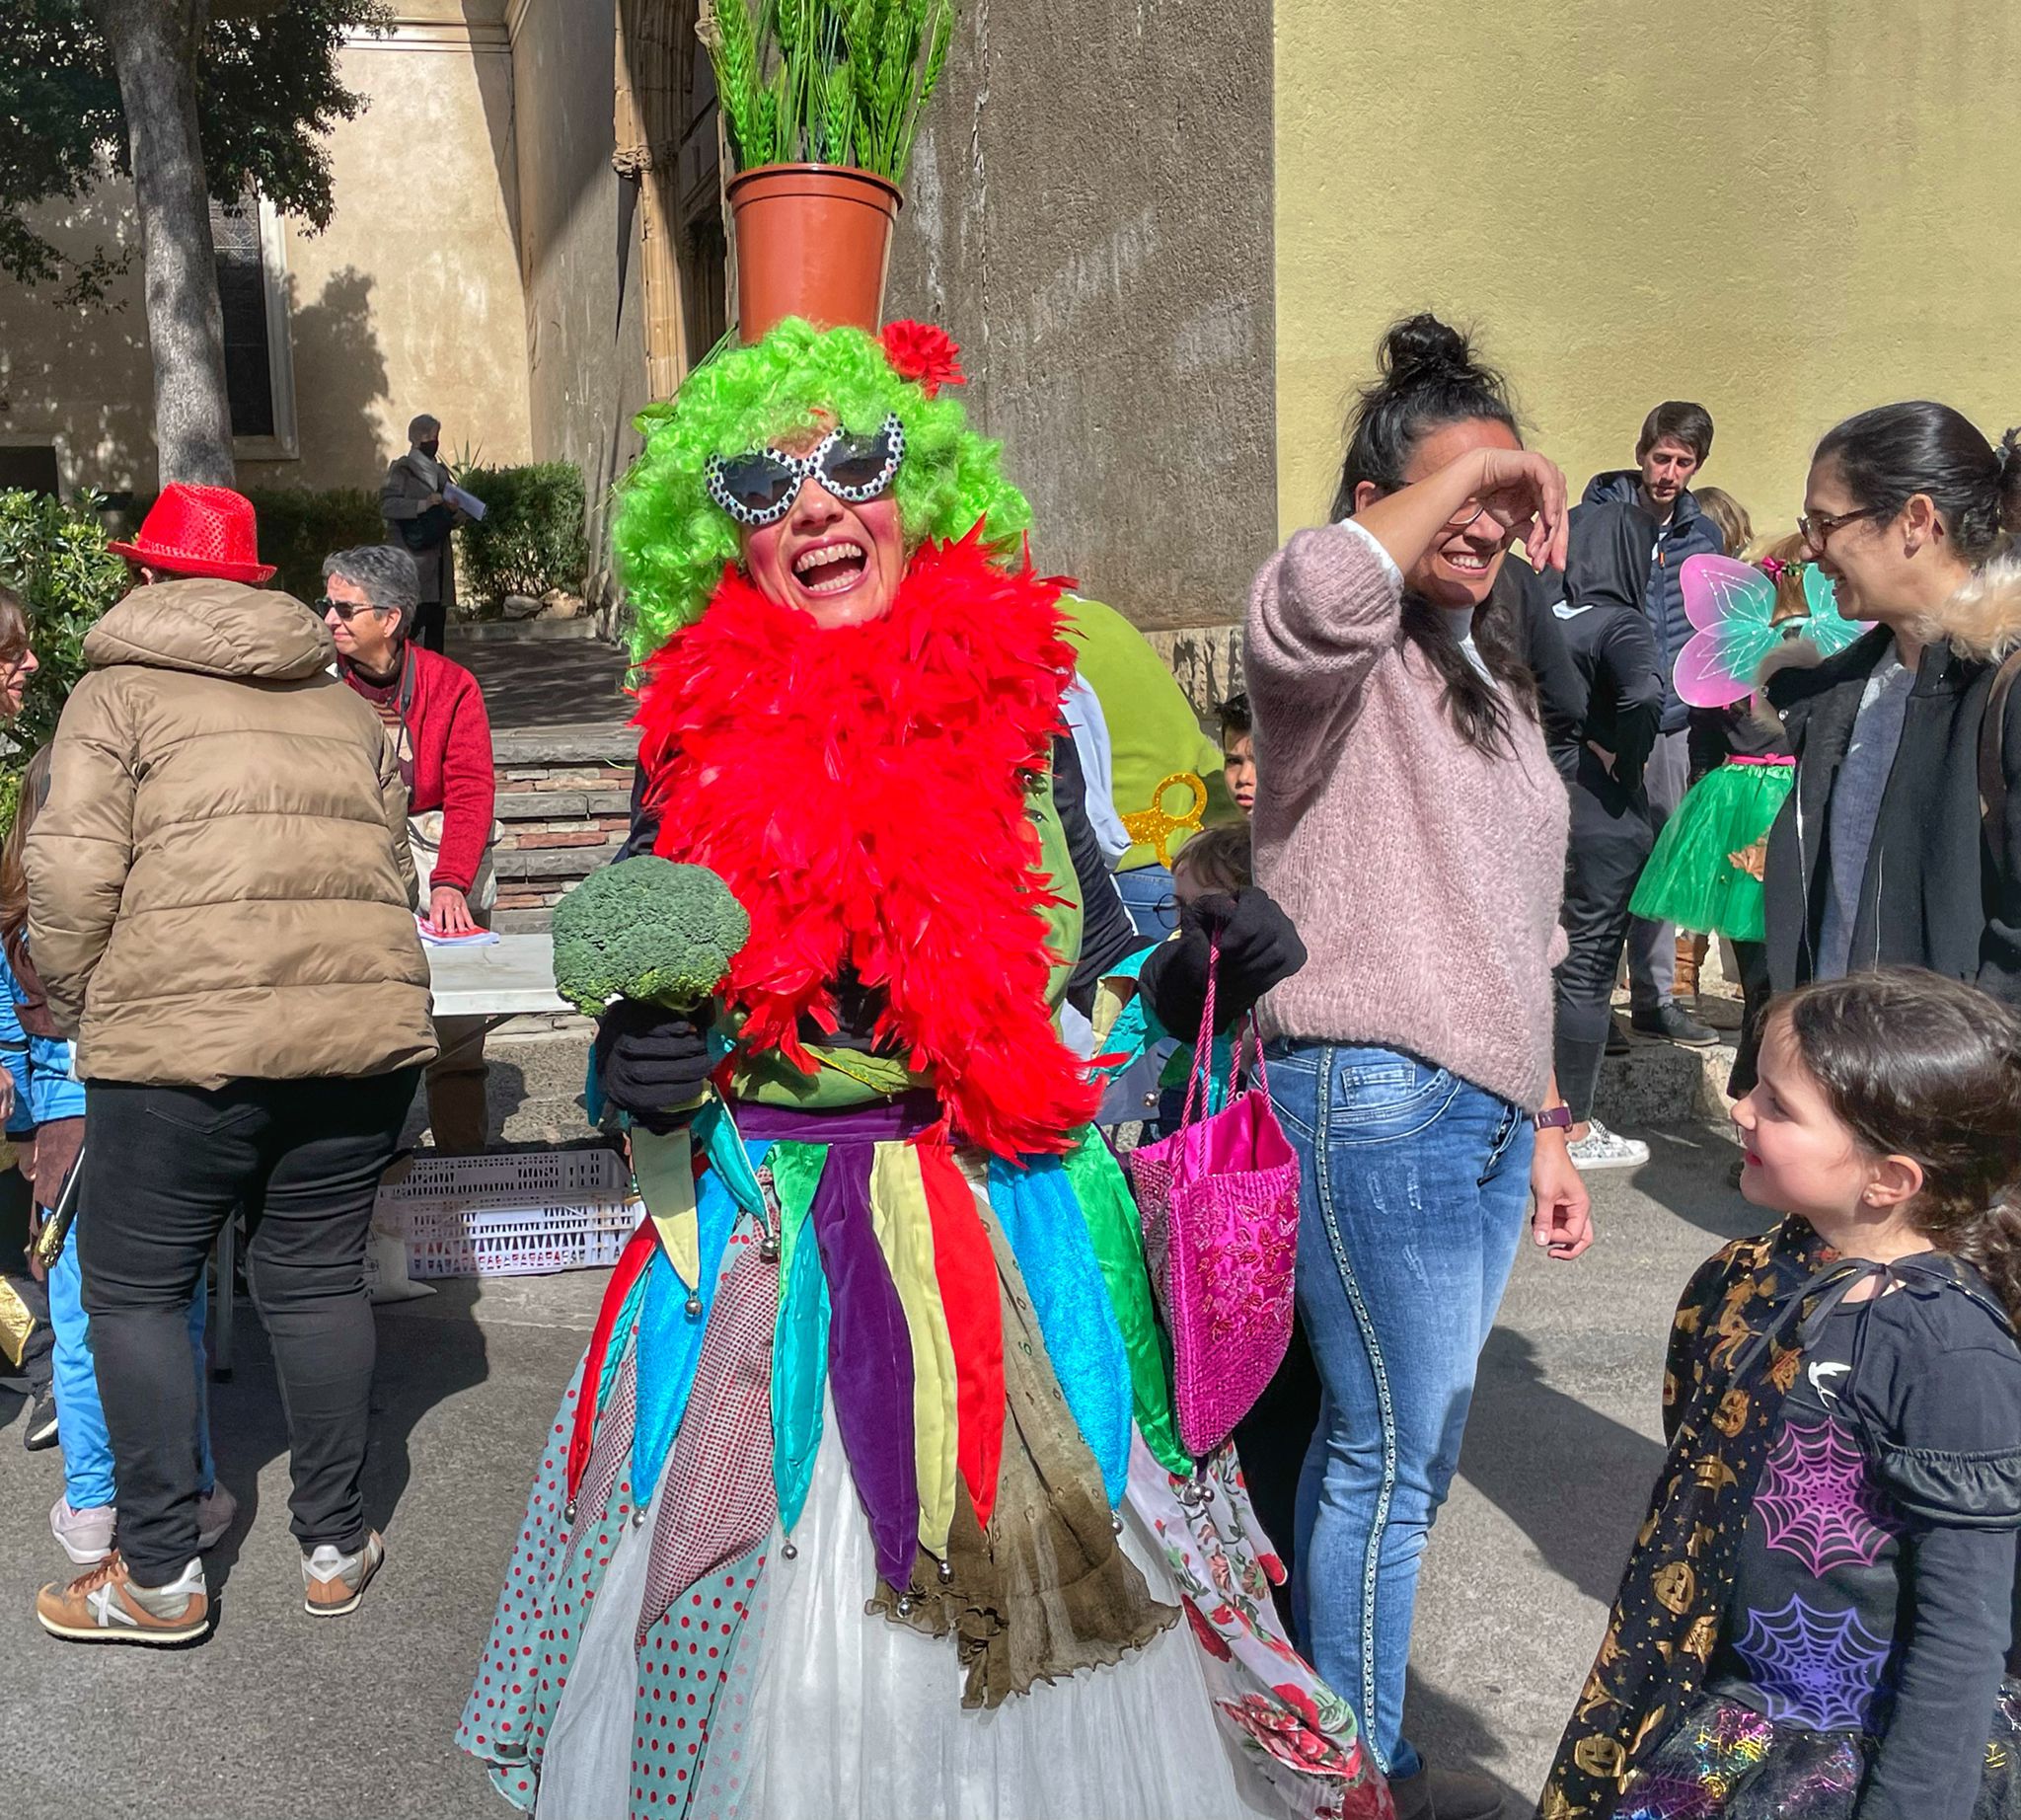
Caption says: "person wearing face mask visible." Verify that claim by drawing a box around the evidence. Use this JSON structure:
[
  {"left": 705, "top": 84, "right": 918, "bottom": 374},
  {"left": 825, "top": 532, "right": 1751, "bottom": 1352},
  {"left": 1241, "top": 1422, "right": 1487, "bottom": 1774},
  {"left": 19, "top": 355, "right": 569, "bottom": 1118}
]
[
  {"left": 458, "top": 318, "right": 1396, "bottom": 1820},
  {"left": 1750, "top": 403, "right": 2021, "bottom": 1079},
  {"left": 380, "top": 413, "right": 465, "bottom": 652},
  {"left": 1245, "top": 313, "right": 1594, "bottom": 1820},
  {"left": 323, "top": 543, "right": 498, "bottom": 1150}
]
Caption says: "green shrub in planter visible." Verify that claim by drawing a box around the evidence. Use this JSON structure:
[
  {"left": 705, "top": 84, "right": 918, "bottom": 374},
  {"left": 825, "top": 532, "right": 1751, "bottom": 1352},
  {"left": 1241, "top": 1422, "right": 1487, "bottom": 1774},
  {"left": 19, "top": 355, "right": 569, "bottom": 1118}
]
[
  {"left": 455, "top": 462, "right": 589, "bottom": 611},
  {"left": 0, "top": 489, "right": 128, "bottom": 759},
  {"left": 241, "top": 487, "right": 386, "bottom": 604}
]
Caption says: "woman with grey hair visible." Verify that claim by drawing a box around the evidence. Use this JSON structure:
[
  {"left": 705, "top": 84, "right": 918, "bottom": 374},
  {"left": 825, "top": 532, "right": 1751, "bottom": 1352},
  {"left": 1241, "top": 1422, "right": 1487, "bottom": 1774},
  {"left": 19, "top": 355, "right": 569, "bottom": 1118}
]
[
  {"left": 324, "top": 544, "right": 498, "bottom": 1151},
  {"left": 380, "top": 413, "right": 465, "bottom": 650}
]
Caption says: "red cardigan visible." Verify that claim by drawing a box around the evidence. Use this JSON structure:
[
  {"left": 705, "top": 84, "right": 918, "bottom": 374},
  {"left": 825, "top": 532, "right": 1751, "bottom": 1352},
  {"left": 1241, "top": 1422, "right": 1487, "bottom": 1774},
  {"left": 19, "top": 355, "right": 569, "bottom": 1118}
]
[{"left": 340, "top": 644, "right": 496, "bottom": 893}]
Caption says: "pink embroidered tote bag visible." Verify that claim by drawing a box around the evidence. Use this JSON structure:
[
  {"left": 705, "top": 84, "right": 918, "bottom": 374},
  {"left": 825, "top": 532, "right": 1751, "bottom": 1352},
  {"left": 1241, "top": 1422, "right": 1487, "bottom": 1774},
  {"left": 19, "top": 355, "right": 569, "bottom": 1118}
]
[{"left": 1127, "top": 945, "right": 1301, "bottom": 1458}]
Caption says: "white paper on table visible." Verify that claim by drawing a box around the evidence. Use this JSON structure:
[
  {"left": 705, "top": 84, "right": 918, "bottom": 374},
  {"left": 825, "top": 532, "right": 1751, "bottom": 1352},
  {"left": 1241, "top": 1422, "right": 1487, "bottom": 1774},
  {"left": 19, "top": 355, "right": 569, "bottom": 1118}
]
[{"left": 443, "top": 482, "right": 487, "bottom": 521}]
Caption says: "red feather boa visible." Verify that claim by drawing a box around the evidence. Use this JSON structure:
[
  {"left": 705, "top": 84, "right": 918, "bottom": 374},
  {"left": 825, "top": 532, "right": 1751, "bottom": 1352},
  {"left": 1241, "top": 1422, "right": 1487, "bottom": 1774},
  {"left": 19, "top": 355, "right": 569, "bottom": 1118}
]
[{"left": 634, "top": 530, "right": 1102, "bottom": 1157}]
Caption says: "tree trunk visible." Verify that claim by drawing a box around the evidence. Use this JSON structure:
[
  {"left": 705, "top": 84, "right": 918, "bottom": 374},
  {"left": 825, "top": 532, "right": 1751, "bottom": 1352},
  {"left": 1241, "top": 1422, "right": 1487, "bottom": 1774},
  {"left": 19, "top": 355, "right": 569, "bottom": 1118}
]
[{"left": 91, "top": 0, "right": 236, "bottom": 487}]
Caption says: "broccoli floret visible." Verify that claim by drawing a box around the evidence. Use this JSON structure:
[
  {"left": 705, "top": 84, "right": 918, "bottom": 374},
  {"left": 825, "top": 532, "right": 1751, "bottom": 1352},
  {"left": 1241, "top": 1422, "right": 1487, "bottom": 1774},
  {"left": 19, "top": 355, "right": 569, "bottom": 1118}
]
[{"left": 551, "top": 856, "right": 749, "bottom": 1015}]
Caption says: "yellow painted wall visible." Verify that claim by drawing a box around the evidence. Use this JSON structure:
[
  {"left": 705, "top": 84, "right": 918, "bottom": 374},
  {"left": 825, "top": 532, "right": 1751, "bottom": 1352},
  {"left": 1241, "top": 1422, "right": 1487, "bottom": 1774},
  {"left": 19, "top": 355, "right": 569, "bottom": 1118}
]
[{"left": 1274, "top": 1, "right": 2021, "bottom": 544}]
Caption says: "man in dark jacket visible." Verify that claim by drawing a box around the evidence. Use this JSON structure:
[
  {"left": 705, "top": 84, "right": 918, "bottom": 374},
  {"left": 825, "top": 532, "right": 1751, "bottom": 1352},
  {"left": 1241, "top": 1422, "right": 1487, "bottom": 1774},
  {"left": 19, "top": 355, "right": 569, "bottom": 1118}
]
[
  {"left": 1583, "top": 400, "right": 1722, "bottom": 1044},
  {"left": 1545, "top": 501, "right": 1666, "bottom": 1170}
]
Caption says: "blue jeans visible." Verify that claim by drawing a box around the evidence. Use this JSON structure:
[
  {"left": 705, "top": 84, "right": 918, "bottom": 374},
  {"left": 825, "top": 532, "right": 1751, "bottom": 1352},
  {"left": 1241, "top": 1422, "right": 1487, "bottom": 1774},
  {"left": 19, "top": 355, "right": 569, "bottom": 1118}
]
[
  {"left": 1270, "top": 1041, "right": 1534, "bottom": 1781},
  {"left": 1113, "top": 863, "right": 1176, "bottom": 940}
]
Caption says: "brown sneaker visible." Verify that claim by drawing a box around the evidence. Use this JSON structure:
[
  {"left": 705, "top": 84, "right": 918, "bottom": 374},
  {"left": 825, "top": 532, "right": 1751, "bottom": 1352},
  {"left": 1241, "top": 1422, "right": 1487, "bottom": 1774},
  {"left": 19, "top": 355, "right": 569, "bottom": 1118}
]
[
  {"left": 37, "top": 1551, "right": 210, "bottom": 1645},
  {"left": 302, "top": 1529, "right": 384, "bottom": 1617}
]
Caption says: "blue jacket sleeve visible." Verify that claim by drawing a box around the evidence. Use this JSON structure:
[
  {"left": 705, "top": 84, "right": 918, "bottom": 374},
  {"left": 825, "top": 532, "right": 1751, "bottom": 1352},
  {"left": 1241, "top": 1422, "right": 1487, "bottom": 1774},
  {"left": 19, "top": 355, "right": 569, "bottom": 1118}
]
[{"left": 0, "top": 955, "right": 31, "bottom": 1137}]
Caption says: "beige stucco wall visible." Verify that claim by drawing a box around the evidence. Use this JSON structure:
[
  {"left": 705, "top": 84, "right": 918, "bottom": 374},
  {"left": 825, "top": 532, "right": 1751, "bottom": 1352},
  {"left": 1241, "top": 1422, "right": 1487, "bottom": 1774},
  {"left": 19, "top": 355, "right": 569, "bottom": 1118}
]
[
  {"left": 247, "top": 4, "right": 532, "bottom": 492},
  {"left": 0, "top": 191, "right": 157, "bottom": 493},
  {"left": 0, "top": 7, "right": 531, "bottom": 497},
  {"left": 1275, "top": 1, "right": 2021, "bottom": 542}
]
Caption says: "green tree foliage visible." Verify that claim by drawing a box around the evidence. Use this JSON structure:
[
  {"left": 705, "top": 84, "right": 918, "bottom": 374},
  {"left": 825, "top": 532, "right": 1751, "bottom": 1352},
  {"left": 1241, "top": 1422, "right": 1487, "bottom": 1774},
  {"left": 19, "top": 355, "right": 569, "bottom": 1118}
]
[
  {"left": 0, "top": 490, "right": 127, "bottom": 757},
  {"left": 454, "top": 462, "right": 590, "bottom": 611},
  {"left": 0, "top": 0, "right": 390, "bottom": 305}
]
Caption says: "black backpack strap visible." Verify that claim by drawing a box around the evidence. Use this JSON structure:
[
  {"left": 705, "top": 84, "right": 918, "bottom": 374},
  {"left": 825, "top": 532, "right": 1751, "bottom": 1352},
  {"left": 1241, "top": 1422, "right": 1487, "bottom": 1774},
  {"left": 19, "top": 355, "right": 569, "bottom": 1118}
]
[{"left": 1981, "top": 649, "right": 2021, "bottom": 844}]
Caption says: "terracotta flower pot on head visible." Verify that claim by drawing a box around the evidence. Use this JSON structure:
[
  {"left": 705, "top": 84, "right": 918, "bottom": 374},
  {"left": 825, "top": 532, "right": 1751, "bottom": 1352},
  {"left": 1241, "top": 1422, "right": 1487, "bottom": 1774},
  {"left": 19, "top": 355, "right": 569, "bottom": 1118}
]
[{"left": 727, "top": 163, "right": 903, "bottom": 343}]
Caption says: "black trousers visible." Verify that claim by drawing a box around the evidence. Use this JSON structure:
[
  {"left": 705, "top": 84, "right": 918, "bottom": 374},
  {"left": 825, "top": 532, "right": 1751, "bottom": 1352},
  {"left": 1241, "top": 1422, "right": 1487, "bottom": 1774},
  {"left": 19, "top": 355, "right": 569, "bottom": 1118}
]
[
  {"left": 1727, "top": 939, "right": 1773, "bottom": 1098},
  {"left": 1553, "top": 765, "right": 1656, "bottom": 1123},
  {"left": 411, "top": 596, "right": 447, "bottom": 653},
  {"left": 78, "top": 1071, "right": 417, "bottom": 1582}
]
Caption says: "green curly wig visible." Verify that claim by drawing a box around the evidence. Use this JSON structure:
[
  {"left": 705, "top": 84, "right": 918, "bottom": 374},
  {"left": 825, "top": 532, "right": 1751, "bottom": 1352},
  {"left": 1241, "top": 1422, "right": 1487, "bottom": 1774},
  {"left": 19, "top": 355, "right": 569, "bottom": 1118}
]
[{"left": 613, "top": 319, "right": 1032, "bottom": 656}]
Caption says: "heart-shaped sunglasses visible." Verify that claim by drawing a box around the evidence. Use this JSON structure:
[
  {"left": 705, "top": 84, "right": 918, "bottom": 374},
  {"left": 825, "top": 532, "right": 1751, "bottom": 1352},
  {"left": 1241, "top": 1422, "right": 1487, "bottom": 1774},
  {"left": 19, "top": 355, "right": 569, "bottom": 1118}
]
[{"left": 705, "top": 415, "right": 906, "bottom": 528}]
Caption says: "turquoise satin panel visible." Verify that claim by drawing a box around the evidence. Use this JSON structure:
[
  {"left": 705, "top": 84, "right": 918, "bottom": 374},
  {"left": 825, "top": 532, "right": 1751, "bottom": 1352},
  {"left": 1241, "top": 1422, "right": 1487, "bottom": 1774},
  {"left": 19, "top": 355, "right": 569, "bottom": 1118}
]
[
  {"left": 764, "top": 1139, "right": 832, "bottom": 1538},
  {"left": 629, "top": 1161, "right": 743, "bottom": 1509},
  {"left": 985, "top": 1153, "right": 1134, "bottom": 1506}
]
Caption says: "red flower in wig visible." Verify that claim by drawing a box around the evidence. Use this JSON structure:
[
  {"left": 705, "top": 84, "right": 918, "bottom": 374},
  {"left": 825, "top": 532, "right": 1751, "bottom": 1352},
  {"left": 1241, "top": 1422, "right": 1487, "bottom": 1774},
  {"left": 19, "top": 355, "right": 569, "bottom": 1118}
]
[{"left": 880, "top": 320, "right": 966, "bottom": 398}]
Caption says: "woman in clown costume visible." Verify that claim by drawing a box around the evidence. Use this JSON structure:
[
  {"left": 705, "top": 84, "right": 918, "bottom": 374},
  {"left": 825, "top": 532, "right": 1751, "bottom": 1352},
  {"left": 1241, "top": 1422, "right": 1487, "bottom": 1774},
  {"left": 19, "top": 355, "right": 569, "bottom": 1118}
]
[{"left": 456, "top": 318, "right": 1389, "bottom": 1819}]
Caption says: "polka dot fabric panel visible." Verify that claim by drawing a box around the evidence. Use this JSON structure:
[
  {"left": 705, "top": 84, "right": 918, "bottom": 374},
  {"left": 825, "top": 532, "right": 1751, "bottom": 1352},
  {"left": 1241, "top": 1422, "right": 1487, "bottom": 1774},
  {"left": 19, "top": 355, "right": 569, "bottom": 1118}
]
[
  {"left": 629, "top": 1541, "right": 771, "bottom": 1819},
  {"left": 458, "top": 1359, "right": 586, "bottom": 1808}
]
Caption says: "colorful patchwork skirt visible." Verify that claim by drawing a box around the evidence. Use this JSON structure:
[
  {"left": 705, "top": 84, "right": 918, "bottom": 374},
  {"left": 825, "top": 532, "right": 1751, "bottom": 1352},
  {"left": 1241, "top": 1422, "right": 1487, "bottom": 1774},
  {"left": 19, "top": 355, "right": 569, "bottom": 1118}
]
[{"left": 457, "top": 1096, "right": 1390, "bottom": 1820}]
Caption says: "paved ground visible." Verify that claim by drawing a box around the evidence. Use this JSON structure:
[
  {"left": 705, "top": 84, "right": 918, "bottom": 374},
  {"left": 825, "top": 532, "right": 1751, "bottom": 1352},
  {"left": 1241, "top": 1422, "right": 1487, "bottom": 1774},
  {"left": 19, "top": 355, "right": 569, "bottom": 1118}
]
[
  {"left": 0, "top": 1115, "right": 1753, "bottom": 1819},
  {"left": 450, "top": 630, "right": 632, "bottom": 731}
]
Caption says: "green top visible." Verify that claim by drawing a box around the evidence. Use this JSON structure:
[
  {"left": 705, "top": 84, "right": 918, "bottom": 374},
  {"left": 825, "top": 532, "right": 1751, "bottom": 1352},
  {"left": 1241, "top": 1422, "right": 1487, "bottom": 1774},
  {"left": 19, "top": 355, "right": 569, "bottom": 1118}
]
[{"left": 1060, "top": 594, "right": 1229, "bottom": 872}]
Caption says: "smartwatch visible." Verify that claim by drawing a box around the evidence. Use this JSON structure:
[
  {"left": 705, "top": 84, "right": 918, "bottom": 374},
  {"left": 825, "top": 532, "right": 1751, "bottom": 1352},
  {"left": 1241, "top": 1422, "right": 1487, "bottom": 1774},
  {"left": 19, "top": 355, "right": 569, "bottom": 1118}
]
[{"left": 1534, "top": 1103, "right": 1573, "bottom": 1133}]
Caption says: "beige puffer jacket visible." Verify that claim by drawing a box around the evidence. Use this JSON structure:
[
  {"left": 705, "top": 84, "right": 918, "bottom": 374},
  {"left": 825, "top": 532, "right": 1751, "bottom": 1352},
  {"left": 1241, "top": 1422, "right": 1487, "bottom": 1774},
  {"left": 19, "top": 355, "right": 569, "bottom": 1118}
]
[{"left": 26, "top": 578, "right": 438, "bottom": 1085}]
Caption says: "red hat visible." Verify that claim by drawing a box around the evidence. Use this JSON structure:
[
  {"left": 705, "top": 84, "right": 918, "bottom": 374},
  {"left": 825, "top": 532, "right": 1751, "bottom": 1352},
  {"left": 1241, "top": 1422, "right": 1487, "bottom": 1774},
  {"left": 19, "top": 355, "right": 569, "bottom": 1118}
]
[{"left": 108, "top": 484, "right": 276, "bottom": 584}]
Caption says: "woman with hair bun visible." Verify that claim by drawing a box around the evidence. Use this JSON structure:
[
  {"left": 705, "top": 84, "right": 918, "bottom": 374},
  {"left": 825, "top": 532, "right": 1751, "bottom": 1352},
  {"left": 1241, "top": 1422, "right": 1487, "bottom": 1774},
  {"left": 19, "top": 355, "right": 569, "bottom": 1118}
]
[
  {"left": 1754, "top": 402, "right": 2021, "bottom": 1075},
  {"left": 1245, "top": 312, "right": 1592, "bottom": 1820}
]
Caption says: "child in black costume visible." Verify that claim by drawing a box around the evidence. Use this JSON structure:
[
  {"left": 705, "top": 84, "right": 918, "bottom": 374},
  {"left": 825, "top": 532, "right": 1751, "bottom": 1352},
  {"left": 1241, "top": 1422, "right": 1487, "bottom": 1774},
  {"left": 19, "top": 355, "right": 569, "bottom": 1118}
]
[{"left": 1544, "top": 967, "right": 2021, "bottom": 1819}]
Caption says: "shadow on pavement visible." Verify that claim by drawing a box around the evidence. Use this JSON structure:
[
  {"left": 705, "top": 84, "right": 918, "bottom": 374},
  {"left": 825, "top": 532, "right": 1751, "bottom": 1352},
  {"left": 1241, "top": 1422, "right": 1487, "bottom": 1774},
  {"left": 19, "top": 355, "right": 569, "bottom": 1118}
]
[
  {"left": 1631, "top": 1122, "right": 1763, "bottom": 1245},
  {"left": 1462, "top": 1327, "right": 1664, "bottom": 1608},
  {"left": 1400, "top": 1668, "right": 1532, "bottom": 1814},
  {"left": 202, "top": 1280, "right": 490, "bottom": 1612}
]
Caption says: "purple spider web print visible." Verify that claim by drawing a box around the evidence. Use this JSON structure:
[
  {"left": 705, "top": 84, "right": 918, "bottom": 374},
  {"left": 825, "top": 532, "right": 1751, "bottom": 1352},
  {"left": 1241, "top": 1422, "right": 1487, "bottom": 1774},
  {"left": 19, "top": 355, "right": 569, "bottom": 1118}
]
[
  {"left": 1755, "top": 1418, "right": 1895, "bottom": 1576},
  {"left": 1734, "top": 1594, "right": 1894, "bottom": 1732}
]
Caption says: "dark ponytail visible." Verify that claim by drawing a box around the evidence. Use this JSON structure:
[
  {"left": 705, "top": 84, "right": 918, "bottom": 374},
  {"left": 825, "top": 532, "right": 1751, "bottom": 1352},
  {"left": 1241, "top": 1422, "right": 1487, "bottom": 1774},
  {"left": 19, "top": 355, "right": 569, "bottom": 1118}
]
[
  {"left": 1775, "top": 967, "right": 2021, "bottom": 1330},
  {"left": 1813, "top": 401, "right": 2021, "bottom": 568},
  {"left": 1332, "top": 313, "right": 1534, "bottom": 756}
]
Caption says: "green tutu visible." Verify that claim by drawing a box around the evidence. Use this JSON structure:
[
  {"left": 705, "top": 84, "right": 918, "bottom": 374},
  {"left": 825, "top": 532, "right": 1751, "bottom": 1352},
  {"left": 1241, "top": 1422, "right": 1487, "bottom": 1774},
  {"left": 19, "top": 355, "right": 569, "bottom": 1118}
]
[{"left": 1630, "top": 758, "right": 1793, "bottom": 943}]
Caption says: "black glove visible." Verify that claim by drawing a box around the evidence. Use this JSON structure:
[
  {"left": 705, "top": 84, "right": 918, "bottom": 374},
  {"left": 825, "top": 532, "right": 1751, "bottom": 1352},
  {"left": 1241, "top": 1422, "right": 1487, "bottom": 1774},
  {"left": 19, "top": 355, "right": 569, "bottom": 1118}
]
[
  {"left": 593, "top": 998, "right": 714, "bottom": 1134},
  {"left": 1138, "top": 889, "right": 1307, "bottom": 1038}
]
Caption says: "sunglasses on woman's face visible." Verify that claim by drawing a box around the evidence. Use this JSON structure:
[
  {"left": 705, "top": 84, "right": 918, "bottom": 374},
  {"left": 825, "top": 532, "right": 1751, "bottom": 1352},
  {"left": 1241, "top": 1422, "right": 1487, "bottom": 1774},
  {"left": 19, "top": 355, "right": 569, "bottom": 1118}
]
[
  {"left": 318, "top": 598, "right": 395, "bottom": 622},
  {"left": 706, "top": 415, "right": 906, "bottom": 528}
]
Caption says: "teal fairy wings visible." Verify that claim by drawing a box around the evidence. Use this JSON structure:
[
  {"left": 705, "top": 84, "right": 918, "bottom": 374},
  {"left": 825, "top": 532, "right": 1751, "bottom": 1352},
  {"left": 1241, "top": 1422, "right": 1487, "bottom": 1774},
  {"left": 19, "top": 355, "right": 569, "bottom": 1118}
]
[{"left": 1676, "top": 554, "right": 1870, "bottom": 710}]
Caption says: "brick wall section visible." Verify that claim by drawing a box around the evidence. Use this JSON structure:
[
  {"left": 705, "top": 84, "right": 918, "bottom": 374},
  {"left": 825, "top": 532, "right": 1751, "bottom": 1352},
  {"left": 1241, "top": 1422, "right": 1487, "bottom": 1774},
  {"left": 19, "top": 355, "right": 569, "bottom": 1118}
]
[{"left": 490, "top": 724, "right": 639, "bottom": 932}]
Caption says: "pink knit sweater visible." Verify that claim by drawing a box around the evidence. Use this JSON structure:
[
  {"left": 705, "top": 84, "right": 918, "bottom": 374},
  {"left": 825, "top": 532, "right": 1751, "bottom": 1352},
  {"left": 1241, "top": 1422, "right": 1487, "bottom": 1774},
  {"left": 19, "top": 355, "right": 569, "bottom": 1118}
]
[{"left": 1245, "top": 522, "right": 1570, "bottom": 1111}]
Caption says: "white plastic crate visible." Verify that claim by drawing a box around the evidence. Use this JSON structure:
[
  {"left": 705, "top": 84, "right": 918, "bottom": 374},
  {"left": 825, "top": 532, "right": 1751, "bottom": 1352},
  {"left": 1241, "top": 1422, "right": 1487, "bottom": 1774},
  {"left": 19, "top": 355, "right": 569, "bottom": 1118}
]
[
  {"left": 378, "top": 1147, "right": 630, "bottom": 1210},
  {"left": 377, "top": 1147, "right": 641, "bottom": 1279},
  {"left": 401, "top": 1197, "right": 642, "bottom": 1278}
]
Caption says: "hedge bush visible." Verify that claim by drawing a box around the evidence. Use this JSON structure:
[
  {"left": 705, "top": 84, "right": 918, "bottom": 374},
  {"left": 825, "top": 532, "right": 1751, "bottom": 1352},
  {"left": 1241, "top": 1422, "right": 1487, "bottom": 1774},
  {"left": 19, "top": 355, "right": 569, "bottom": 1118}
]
[
  {"left": 240, "top": 487, "right": 384, "bottom": 604},
  {"left": 454, "top": 461, "right": 588, "bottom": 610},
  {"left": 0, "top": 489, "right": 127, "bottom": 757}
]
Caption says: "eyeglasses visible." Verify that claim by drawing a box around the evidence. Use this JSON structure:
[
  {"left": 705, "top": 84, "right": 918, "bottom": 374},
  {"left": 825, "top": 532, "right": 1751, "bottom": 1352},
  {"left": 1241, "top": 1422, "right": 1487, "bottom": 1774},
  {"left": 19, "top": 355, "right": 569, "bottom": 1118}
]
[
  {"left": 318, "top": 597, "right": 395, "bottom": 622},
  {"left": 706, "top": 416, "right": 906, "bottom": 528},
  {"left": 1796, "top": 506, "right": 1883, "bottom": 550}
]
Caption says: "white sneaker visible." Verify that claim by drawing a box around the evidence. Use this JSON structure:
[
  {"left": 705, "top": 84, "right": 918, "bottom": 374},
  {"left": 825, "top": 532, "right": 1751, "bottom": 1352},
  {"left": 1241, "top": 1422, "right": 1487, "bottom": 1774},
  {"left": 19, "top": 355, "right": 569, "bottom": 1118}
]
[
  {"left": 52, "top": 1483, "right": 236, "bottom": 1566},
  {"left": 1567, "top": 1118, "right": 1650, "bottom": 1172},
  {"left": 49, "top": 1495, "right": 115, "bottom": 1566}
]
